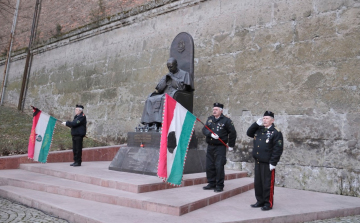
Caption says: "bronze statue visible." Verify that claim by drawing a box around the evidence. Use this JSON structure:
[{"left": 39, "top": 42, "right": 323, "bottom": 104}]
[{"left": 141, "top": 57, "right": 194, "bottom": 128}]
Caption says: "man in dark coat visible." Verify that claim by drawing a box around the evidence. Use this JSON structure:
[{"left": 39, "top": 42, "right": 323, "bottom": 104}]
[
  {"left": 246, "top": 111, "right": 283, "bottom": 210},
  {"left": 202, "top": 103, "right": 237, "bottom": 192},
  {"left": 62, "top": 104, "right": 87, "bottom": 167}
]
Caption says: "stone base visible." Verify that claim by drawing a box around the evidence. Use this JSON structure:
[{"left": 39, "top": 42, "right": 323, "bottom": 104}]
[
  {"left": 109, "top": 132, "right": 205, "bottom": 176},
  {"left": 109, "top": 147, "right": 206, "bottom": 176}
]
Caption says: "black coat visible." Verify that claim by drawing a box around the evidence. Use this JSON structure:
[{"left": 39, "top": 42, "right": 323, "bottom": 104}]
[
  {"left": 66, "top": 112, "right": 87, "bottom": 137},
  {"left": 246, "top": 122, "right": 283, "bottom": 166},
  {"left": 202, "top": 114, "right": 237, "bottom": 147}
]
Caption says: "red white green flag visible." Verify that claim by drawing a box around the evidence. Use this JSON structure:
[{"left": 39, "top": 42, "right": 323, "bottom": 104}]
[
  {"left": 28, "top": 107, "right": 57, "bottom": 163},
  {"left": 157, "top": 94, "right": 196, "bottom": 186}
]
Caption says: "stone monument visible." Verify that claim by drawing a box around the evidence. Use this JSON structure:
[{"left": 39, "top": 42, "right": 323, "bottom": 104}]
[{"left": 109, "top": 32, "right": 206, "bottom": 176}]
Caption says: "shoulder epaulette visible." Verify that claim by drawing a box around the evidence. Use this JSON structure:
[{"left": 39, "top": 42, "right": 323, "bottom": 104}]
[{"left": 275, "top": 126, "right": 281, "bottom": 132}]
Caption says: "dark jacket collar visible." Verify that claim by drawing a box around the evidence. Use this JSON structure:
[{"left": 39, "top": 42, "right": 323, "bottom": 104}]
[
  {"left": 262, "top": 123, "right": 275, "bottom": 131},
  {"left": 212, "top": 114, "right": 224, "bottom": 122}
]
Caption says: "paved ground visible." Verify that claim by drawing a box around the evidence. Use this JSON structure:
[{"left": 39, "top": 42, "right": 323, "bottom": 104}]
[
  {"left": 0, "top": 197, "right": 68, "bottom": 223},
  {"left": 1, "top": 196, "right": 360, "bottom": 223}
]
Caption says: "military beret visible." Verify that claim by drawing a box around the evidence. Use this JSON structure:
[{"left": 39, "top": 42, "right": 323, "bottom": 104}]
[
  {"left": 76, "top": 104, "right": 84, "bottom": 109},
  {"left": 213, "top": 103, "right": 224, "bottom": 109},
  {"left": 263, "top": 111, "right": 274, "bottom": 118}
]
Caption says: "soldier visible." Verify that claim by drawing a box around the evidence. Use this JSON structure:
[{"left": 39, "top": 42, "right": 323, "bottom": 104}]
[
  {"left": 202, "top": 103, "right": 237, "bottom": 192},
  {"left": 62, "top": 104, "right": 87, "bottom": 167},
  {"left": 246, "top": 111, "right": 283, "bottom": 211}
]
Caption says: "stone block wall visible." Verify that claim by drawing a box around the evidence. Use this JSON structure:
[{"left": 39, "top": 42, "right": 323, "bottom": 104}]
[{"left": 1, "top": 0, "right": 360, "bottom": 196}]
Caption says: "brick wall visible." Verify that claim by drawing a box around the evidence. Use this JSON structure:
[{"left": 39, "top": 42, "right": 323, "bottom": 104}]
[{"left": 0, "top": 0, "right": 151, "bottom": 55}]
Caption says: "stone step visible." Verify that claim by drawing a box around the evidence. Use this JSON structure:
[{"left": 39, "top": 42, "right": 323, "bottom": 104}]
[
  {"left": 19, "top": 161, "right": 248, "bottom": 193},
  {"left": 0, "top": 168, "right": 253, "bottom": 216},
  {"left": 1, "top": 183, "right": 360, "bottom": 223}
]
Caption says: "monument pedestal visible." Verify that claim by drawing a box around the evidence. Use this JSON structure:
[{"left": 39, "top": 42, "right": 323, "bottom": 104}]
[{"left": 109, "top": 132, "right": 206, "bottom": 176}]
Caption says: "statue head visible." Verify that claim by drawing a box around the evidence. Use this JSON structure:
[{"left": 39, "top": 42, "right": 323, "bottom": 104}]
[{"left": 167, "top": 57, "right": 178, "bottom": 74}]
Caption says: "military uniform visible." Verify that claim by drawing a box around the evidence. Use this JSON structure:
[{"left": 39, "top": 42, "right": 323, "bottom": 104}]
[
  {"left": 202, "top": 113, "right": 237, "bottom": 191},
  {"left": 66, "top": 107, "right": 87, "bottom": 166},
  {"left": 247, "top": 121, "right": 283, "bottom": 209}
]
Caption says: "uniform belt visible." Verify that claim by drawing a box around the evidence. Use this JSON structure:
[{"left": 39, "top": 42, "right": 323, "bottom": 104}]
[{"left": 208, "top": 143, "right": 225, "bottom": 146}]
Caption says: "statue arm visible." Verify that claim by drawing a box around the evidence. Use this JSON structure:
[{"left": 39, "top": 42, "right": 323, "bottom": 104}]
[{"left": 155, "top": 75, "right": 168, "bottom": 93}]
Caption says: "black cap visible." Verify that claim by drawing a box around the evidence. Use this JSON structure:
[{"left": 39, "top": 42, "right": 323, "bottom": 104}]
[
  {"left": 263, "top": 111, "right": 274, "bottom": 118},
  {"left": 76, "top": 104, "right": 84, "bottom": 109},
  {"left": 213, "top": 103, "right": 224, "bottom": 109}
]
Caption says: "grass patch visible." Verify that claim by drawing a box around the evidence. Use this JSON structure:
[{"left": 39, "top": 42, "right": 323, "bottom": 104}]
[{"left": 0, "top": 106, "right": 107, "bottom": 156}]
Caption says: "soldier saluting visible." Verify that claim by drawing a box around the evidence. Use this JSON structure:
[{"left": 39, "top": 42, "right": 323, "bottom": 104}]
[{"left": 246, "top": 111, "right": 283, "bottom": 211}]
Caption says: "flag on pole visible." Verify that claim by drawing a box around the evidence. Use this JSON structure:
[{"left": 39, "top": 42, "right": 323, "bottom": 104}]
[
  {"left": 28, "top": 107, "right": 57, "bottom": 163},
  {"left": 157, "top": 94, "right": 196, "bottom": 186}
]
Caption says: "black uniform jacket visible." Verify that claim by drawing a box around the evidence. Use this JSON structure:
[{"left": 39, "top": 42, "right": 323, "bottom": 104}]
[
  {"left": 66, "top": 112, "right": 87, "bottom": 137},
  {"left": 202, "top": 114, "right": 237, "bottom": 147},
  {"left": 247, "top": 122, "right": 283, "bottom": 166}
]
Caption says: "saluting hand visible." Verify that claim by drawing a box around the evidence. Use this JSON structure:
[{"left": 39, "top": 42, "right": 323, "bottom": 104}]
[{"left": 256, "top": 118, "right": 263, "bottom": 126}]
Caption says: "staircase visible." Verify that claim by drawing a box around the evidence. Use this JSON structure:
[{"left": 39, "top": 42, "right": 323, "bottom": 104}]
[{"left": 0, "top": 161, "right": 253, "bottom": 220}]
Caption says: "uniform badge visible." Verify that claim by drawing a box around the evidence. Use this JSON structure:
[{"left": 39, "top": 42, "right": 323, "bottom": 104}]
[
  {"left": 77, "top": 120, "right": 80, "bottom": 124},
  {"left": 266, "top": 138, "right": 269, "bottom": 143}
]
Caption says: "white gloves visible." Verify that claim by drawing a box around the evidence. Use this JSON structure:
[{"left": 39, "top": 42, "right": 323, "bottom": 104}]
[
  {"left": 211, "top": 133, "right": 219, "bottom": 139},
  {"left": 228, "top": 147, "right": 233, "bottom": 151},
  {"left": 256, "top": 118, "right": 263, "bottom": 126},
  {"left": 62, "top": 122, "right": 66, "bottom": 126},
  {"left": 269, "top": 164, "right": 276, "bottom": 171}
]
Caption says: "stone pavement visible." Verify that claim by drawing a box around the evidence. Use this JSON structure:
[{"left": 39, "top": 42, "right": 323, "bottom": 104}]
[
  {"left": 0, "top": 197, "right": 68, "bottom": 223},
  {"left": 1, "top": 196, "right": 360, "bottom": 223}
]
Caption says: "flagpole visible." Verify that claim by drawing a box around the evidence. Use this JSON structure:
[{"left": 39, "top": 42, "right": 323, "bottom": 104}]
[{"left": 196, "top": 117, "right": 229, "bottom": 148}]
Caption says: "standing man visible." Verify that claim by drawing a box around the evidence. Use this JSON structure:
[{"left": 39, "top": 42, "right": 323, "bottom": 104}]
[
  {"left": 62, "top": 104, "right": 87, "bottom": 167},
  {"left": 246, "top": 111, "right": 283, "bottom": 211},
  {"left": 202, "top": 103, "right": 237, "bottom": 192}
]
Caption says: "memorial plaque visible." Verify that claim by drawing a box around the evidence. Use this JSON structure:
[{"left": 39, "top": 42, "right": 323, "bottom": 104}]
[{"left": 127, "top": 132, "right": 161, "bottom": 147}]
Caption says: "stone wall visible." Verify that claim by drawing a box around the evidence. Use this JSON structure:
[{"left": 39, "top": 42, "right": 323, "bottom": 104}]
[{"left": 1, "top": 0, "right": 360, "bottom": 196}]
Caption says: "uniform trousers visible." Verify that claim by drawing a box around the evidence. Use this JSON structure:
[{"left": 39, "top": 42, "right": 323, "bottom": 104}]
[
  {"left": 254, "top": 162, "right": 275, "bottom": 208},
  {"left": 72, "top": 136, "right": 83, "bottom": 164},
  {"left": 206, "top": 144, "right": 227, "bottom": 189}
]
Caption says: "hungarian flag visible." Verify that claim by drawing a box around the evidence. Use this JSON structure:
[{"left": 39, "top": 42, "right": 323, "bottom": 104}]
[
  {"left": 157, "top": 94, "right": 196, "bottom": 185},
  {"left": 28, "top": 107, "right": 57, "bottom": 163}
]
